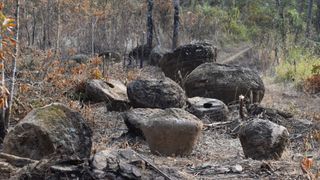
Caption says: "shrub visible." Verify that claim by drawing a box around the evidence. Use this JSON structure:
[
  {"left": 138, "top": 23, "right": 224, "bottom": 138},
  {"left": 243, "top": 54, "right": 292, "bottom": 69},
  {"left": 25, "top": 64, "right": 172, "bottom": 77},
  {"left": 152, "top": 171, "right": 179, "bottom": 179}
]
[{"left": 275, "top": 47, "right": 320, "bottom": 87}]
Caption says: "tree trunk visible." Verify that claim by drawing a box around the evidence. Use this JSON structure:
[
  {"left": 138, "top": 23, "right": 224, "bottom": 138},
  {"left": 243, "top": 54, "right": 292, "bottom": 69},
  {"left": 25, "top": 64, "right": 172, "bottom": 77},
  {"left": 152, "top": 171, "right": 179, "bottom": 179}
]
[
  {"left": 294, "top": 0, "right": 305, "bottom": 42},
  {"left": 55, "top": 0, "right": 61, "bottom": 56},
  {"left": 306, "top": 0, "right": 314, "bottom": 38},
  {"left": 146, "top": 0, "right": 153, "bottom": 50},
  {"left": 316, "top": 0, "right": 320, "bottom": 33},
  {"left": 172, "top": 0, "right": 180, "bottom": 50},
  {"left": 31, "top": 7, "right": 36, "bottom": 46},
  {"left": 276, "top": 0, "right": 287, "bottom": 57},
  {"left": 5, "top": 0, "right": 20, "bottom": 137},
  {"left": 0, "top": 35, "right": 5, "bottom": 142},
  {"left": 91, "top": 16, "right": 95, "bottom": 56}
]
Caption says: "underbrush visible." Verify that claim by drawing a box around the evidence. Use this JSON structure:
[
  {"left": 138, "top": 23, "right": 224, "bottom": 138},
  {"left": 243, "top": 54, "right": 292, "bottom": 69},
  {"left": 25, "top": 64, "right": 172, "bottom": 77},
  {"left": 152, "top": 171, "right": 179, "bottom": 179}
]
[
  {"left": 275, "top": 47, "right": 320, "bottom": 93},
  {"left": 12, "top": 50, "right": 139, "bottom": 122}
]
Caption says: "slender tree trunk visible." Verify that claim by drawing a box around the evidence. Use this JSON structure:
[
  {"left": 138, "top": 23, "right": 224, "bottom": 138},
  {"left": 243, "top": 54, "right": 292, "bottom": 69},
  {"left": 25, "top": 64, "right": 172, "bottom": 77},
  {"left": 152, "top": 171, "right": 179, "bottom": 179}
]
[
  {"left": 146, "top": 0, "right": 153, "bottom": 50},
  {"left": 41, "top": 10, "right": 46, "bottom": 50},
  {"left": 294, "top": 0, "right": 305, "bottom": 42},
  {"left": 316, "top": 0, "right": 320, "bottom": 33},
  {"left": 276, "top": 0, "right": 287, "bottom": 57},
  {"left": 55, "top": 0, "right": 61, "bottom": 56},
  {"left": 306, "top": 0, "right": 314, "bottom": 38},
  {"left": 172, "top": 0, "right": 180, "bottom": 50},
  {"left": 32, "top": 7, "right": 36, "bottom": 46},
  {"left": 91, "top": 17, "right": 97, "bottom": 56},
  {"left": 5, "top": 0, "right": 20, "bottom": 135},
  {"left": 0, "top": 53, "right": 5, "bottom": 142}
]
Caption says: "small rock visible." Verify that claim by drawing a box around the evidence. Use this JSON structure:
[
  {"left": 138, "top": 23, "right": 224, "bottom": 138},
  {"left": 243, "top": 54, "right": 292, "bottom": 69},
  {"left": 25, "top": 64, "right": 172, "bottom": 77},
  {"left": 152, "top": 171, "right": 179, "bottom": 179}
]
[
  {"left": 127, "top": 78, "right": 186, "bottom": 109},
  {"left": 85, "top": 79, "right": 130, "bottom": 111},
  {"left": 216, "top": 166, "right": 230, "bottom": 174},
  {"left": 239, "top": 119, "right": 289, "bottom": 160},
  {"left": 186, "top": 97, "right": 229, "bottom": 123},
  {"left": 230, "top": 164, "right": 243, "bottom": 173},
  {"left": 92, "top": 148, "right": 145, "bottom": 179}
]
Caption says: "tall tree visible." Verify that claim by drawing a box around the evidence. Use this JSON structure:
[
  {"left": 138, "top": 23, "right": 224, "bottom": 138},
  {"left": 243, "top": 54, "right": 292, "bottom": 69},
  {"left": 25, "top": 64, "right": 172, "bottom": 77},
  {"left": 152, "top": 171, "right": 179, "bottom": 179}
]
[
  {"left": 55, "top": 0, "right": 61, "bottom": 56},
  {"left": 316, "top": 0, "right": 320, "bottom": 33},
  {"left": 306, "top": 0, "right": 313, "bottom": 37},
  {"left": 172, "top": 0, "right": 180, "bottom": 50},
  {"left": 5, "top": 0, "right": 20, "bottom": 132},
  {"left": 0, "top": 3, "right": 16, "bottom": 142},
  {"left": 275, "top": 0, "right": 287, "bottom": 58},
  {"left": 146, "top": 0, "right": 153, "bottom": 50}
]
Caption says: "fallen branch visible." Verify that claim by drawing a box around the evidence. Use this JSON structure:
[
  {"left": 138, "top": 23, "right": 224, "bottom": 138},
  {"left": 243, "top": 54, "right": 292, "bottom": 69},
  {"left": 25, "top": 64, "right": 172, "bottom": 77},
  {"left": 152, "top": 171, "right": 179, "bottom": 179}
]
[
  {"left": 0, "top": 152, "right": 38, "bottom": 167},
  {"left": 133, "top": 150, "right": 173, "bottom": 180},
  {"left": 203, "top": 121, "right": 233, "bottom": 128}
]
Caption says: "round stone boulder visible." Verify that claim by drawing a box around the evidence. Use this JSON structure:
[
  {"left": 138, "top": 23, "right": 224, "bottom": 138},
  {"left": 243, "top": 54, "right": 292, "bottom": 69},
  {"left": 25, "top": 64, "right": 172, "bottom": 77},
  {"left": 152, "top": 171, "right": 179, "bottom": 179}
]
[
  {"left": 85, "top": 79, "right": 130, "bottom": 111},
  {"left": 3, "top": 103, "right": 92, "bottom": 160},
  {"left": 186, "top": 97, "right": 229, "bottom": 123},
  {"left": 159, "top": 42, "right": 217, "bottom": 83},
  {"left": 141, "top": 108, "right": 203, "bottom": 156},
  {"left": 239, "top": 119, "right": 289, "bottom": 160},
  {"left": 122, "top": 108, "right": 162, "bottom": 138},
  {"left": 127, "top": 77, "right": 186, "bottom": 109},
  {"left": 184, "top": 63, "right": 265, "bottom": 105},
  {"left": 150, "top": 46, "right": 170, "bottom": 66}
]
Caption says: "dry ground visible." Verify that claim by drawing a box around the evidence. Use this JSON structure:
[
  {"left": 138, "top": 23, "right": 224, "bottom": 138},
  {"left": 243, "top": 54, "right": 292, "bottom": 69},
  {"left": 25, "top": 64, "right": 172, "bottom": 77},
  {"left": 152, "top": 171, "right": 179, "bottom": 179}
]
[{"left": 87, "top": 65, "right": 320, "bottom": 179}]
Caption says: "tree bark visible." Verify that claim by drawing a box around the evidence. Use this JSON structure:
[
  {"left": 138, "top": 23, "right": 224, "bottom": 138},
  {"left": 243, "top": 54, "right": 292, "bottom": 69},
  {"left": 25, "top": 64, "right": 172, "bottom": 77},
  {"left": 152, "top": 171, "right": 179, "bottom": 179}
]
[
  {"left": 55, "top": 0, "right": 61, "bottom": 56},
  {"left": 306, "top": 0, "right": 314, "bottom": 38},
  {"left": 4, "top": 0, "right": 20, "bottom": 137},
  {"left": 172, "top": 0, "right": 180, "bottom": 50},
  {"left": 146, "top": 0, "right": 153, "bottom": 50},
  {"left": 31, "top": 7, "right": 36, "bottom": 46},
  {"left": 294, "top": 0, "right": 305, "bottom": 42},
  {"left": 316, "top": 0, "right": 320, "bottom": 33},
  {"left": 276, "top": 0, "right": 287, "bottom": 57}
]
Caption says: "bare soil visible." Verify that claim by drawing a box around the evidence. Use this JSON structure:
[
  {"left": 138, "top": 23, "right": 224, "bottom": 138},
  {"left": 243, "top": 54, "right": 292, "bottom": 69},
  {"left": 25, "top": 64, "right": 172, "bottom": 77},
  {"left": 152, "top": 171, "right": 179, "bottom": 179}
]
[{"left": 88, "top": 66, "right": 320, "bottom": 179}]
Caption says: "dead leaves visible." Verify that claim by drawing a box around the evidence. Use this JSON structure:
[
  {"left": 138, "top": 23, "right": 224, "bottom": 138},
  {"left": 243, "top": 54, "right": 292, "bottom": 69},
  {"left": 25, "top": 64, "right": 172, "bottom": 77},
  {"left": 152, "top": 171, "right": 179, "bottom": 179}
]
[
  {"left": 300, "top": 156, "right": 320, "bottom": 180},
  {"left": 0, "top": 85, "right": 9, "bottom": 109},
  {"left": 90, "top": 67, "right": 102, "bottom": 79}
]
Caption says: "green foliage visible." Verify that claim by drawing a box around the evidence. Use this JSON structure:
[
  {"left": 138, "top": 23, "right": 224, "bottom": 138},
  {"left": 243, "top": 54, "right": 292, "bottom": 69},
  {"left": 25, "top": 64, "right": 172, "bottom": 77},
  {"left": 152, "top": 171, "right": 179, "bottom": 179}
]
[{"left": 275, "top": 47, "right": 320, "bottom": 85}]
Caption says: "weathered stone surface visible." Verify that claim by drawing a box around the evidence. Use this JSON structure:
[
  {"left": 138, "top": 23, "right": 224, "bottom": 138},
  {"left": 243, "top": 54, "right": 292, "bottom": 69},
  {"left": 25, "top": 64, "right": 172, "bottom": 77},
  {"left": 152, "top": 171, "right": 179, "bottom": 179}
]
[
  {"left": 127, "top": 78, "right": 186, "bottom": 109},
  {"left": 184, "top": 63, "right": 265, "bottom": 105},
  {"left": 141, "top": 108, "right": 203, "bottom": 156},
  {"left": 239, "top": 119, "right": 289, "bottom": 160},
  {"left": 3, "top": 103, "right": 92, "bottom": 160},
  {"left": 122, "top": 108, "right": 162, "bottom": 138},
  {"left": 128, "top": 44, "right": 153, "bottom": 65},
  {"left": 92, "top": 148, "right": 145, "bottom": 179},
  {"left": 85, "top": 79, "right": 130, "bottom": 111},
  {"left": 123, "top": 108, "right": 202, "bottom": 156},
  {"left": 159, "top": 42, "right": 217, "bottom": 82},
  {"left": 186, "top": 97, "right": 229, "bottom": 123},
  {"left": 150, "top": 46, "right": 170, "bottom": 66},
  {"left": 70, "top": 54, "right": 89, "bottom": 64}
]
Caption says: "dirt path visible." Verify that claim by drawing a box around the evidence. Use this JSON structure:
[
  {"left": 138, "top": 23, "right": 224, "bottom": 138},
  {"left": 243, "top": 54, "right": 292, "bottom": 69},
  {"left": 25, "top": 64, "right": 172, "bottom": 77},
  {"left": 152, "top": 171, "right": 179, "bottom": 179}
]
[{"left": 220, "top": 46, "right": 253, "bottom": 64}]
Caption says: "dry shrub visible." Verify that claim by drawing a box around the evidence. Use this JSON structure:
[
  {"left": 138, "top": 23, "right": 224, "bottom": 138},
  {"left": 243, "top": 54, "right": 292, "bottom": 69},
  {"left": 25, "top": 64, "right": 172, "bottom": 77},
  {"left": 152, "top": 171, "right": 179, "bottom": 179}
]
[
  {"left": 304, "top": 65, "right": 320, "bottom": 94},
  {"left": 304, "top": 75, "right": 320, "bottom": 94}
]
